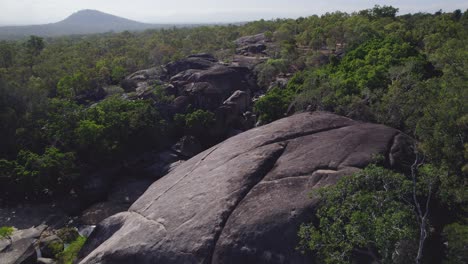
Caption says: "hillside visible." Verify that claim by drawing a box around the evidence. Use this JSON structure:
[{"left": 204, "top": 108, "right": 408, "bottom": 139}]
[
  {"left": 0, "top": 10, "right": 169, "bottom": 39},
  {"left": 0, "top": 5, "right": 466, "bottom": 264}
]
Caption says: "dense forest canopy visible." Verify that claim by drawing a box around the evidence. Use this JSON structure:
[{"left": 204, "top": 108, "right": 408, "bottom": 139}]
[{"left": 0, "top": 5, "right": 466, "bottom": 263}]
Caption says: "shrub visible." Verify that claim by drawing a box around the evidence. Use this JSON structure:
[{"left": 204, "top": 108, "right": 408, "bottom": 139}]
[
  {"left": 0, "top": 147, "right": 78, "bottom": 198},
  {"left": 254, "top": 87, "right": 293, "bottom": 124},
  {"left": 56, "top": 227, "right": 80, "bottom": 244},
  {"left": 48, "top": 240, "right": 65, "bottom": 257},
  {"left": 298, "top": 165, "right": 418, "bottom": 264},
  {"left": 175, "top": 109, "right": 215, "bottom": 138},
  {"left": 0, "top": 226, "right": 14, "bottom": 238},
  {"left": 443, "top": 223, "right": 468, "bottom": 264}
]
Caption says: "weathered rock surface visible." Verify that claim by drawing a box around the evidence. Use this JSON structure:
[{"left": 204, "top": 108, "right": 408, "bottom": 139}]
[
  {"left": 78, "top": 112, "right": 414, "bottom": 264},
  {"left": 165, "top": 54, "right": 216, "bottom": 78},
  {"left": 235, "top": 33, "right": 267, "bottom": 46},
  {"left": 0, "top": 225, "right": 47, "bottom": 264},
  {"left": 123, "top": 53, "right": 259, "bottom": 137}
]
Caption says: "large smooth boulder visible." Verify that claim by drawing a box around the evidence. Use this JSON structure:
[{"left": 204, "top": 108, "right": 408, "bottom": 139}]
[{"left": 78, "top": 112, "right": 414, "bottom": 264}]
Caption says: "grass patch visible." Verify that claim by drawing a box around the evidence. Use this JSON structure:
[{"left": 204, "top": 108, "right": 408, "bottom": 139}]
[
  {"left": 0, "top": 226, "right": 14, "bottom": 238},
  {"left": 56, "top": 235, "right": 86, "bottom": 264}
]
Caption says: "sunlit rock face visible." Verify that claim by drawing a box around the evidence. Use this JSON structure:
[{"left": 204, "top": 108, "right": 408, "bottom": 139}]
[{"left": 78, "top": 111, "right": 414, "bottom": 264}]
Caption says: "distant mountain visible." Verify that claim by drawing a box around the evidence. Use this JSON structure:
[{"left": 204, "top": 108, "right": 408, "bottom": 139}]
[{"left": 0, "top": 10, "right": 172, "bottom": 40}]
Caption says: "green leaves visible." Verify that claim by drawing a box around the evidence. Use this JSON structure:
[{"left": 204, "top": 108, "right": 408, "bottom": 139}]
[
  {"left": 0, "top": 147, "right": 77, "bottom": 198},
  {"left": 76, "top": 96, "right": 165, "bottom": 163},
  {"left": 442, "top": 223, "right": 468, "bottom": 264},
  {"left": 56, "top": 235, "right": 87, "bottom": 264},
  {"left": 57, "top": 72, "right": 90, "bottom": 99},
  {"left": 0, "top": 226, "right": 14, "bottom": 238},
  {"left": 0, "top": 95, "right": 166, "bottom": 200},
  {"left": 254, "top": 87, "right": 293, "bottom": 124},
  {"left": 175, "top": 109, "right": 216, "bottom": 139},
  {"left": 299, "top": 165, "right": 418, "bottom": 264}
]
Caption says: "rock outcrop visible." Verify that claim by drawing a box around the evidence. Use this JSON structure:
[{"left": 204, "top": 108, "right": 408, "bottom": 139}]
[
  {"left": 122, "top": 53, "right": 260, "bottom": 142},
  {"left": 235, "top": 33, "right": 267, "bottom": 47},
  {"left": 78, "top": 112, "right": 414, "bottom": 264},
  {"left": 0, "top": 225, "right": 47, "bottom": 264}
]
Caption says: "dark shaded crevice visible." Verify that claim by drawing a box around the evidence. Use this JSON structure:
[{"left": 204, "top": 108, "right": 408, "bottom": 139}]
[
  {"left": 207, "top": 142, "right": 288, "bottom": 264},
  {"left": 259, "top": 124, "right": 352, "bottom": 148},
  {"left": 384, "top": 132, "right": 400, "bottom": 167},
  {"left": 137, "top": 145, "right": 220, "bottom": 215}
]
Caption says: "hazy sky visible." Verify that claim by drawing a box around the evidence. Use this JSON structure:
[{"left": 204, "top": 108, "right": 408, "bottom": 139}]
[{"left": 1, "top": 0, "right": 466, "bottom": 25}]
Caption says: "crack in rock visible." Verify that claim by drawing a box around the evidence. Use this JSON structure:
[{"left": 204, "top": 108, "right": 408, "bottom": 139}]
[
  {"left": 208, "top": 142, "right": 288, "bottom": 264},
  {"left": 138, "top": 145, "right": 220, "bottom": 215}
]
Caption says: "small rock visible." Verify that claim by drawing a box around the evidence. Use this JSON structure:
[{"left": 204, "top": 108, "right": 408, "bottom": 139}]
[
  {"left": 37, "top": 257, "right": 57, "bottom": 264},
  {"left": 78, "top": 226, "right": 96, "bottom": 238},
  {"left": 39, "top": 235, "right": 63, "bottom": 258}
]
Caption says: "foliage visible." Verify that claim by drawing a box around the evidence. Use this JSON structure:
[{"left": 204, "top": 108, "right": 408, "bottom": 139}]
[
  {"left": 299, "top": 161, "right": 464, "bottom": 264},
  {"left": 56, "top": 227, "right": 80, "bottom": 244},
  {"left": 0, "top": 147, "right": 78, "bottom": 198},
  {"left": 0, "top": 226, "right": 14, "bottom": 238},
  {"left": 254, "top": 58, "right": 288, "bottom": 87},
  {"left": 75, "top": 96, "right": 166, "bottom": 163},
  {"left": 298, "top": 165, "right": 418, "bottom": 264},
  {"left": 56, "top": 235, "right": 86, "bottom": 264},
  {"left": 0, "top": 8, "right": 465, "bottom": 260},
  {"left": 254, "top": 87, "right": 294, "bottom": 123},
  {"left": 442, "top": 223, "right": 468, "bottom": 264},
  {"left": 359, "top": 5, "right": 399, "bottom": 19},
  {"left": 57, "top": 72, "right": 90, "bottom": 99},
  {"left": 48, "top": 240, "right": 65, "bottom": 257},
  {"left": 175, "top": 109, "right": 215, "bottom": 138},
  {"left": 0, "top": 94, "right": 166, "bottom": 200},
  {"left": 152, "top": 84, "right": 174, "bottom": 104}
]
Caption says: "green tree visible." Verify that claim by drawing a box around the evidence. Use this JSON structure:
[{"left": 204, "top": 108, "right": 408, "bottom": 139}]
[
  {"left": 24, "top": 35, "right": 44, "bottom": 70},
  {"left": 442, "top": 223, "right": 468, "bottom": 264},
  {"left": 175, "top": 109, "right": 216, "bottom": 139},
  {"left": 298, "top": 165, "right": 417, "bottom": 264},
  {"left": 0, "top": 147, "right": 77, "bottom": 198},
  {"left": 254, "top": 87, "right": 293, "bottom": 124},
  {"left": 0, "top": 41, "right": 15, "bottom": 68},
  {"left": 298, "top": 162, "right": 456, "bottom": 264},
  {"left": 56, "top": 72, "right": 90, "bottom": 99}
]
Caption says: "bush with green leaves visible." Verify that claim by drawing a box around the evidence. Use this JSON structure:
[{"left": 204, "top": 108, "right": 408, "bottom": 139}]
[
  {"left": 254, "top": 87, "right": 293, "bottom": 124},
  {"left": 442, "top": 223, "right": 468, "bottom": 264},
  {"left": 254, "top": 58, "right": 288, "bottom": 87},
  {"left": 298, "top": 165, "right": 418, "bottom": 264},
  {"left": 75, "top": 95, "right": 166, "bottom": 163},
  {"left": 0, "top": 226, "right": 14, "bottom": 238},
  {"left": 56, "top": 235, "right": 86, "bottom": 264},
  {"left": 174, "top": 109, "right": 215, "bottom": 139},
  {"left": 0, "top": 147, "right": 77, "bottom": 199}
]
